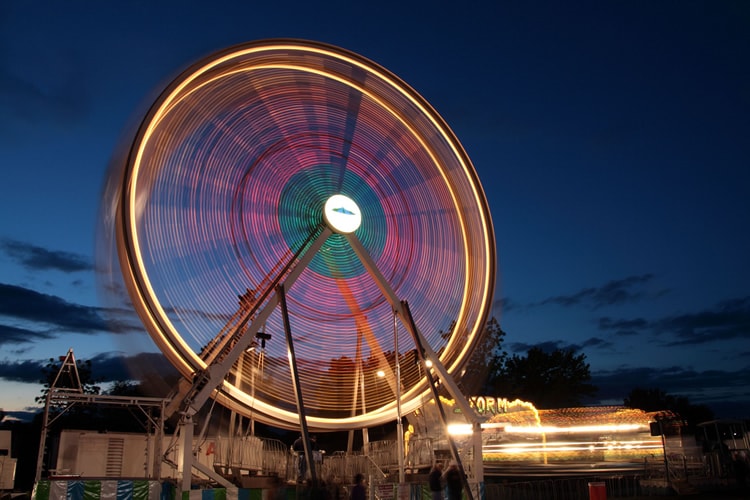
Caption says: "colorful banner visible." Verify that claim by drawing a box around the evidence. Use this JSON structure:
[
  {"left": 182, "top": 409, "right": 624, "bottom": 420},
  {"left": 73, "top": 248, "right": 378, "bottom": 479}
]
[
  {"left": 32, "top": 481, "right": 481, "bottom": 500},
  {"left": 32, "top": 480, "right": 164, "bottom": 500}
]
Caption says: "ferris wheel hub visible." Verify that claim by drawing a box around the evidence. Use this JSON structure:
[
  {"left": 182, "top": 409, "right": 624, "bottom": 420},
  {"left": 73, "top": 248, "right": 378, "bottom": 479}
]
[
  {"left": 109, "top": 39, "right": 496, "bottom": 431},
  {"left": 323, "top": 194, "right": 362, "bottom": 234}
]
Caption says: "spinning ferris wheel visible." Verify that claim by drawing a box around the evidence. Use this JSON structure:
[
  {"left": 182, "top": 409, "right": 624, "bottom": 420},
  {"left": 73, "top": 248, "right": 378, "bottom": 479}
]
[{"left": 111, "top": 39, "right": 495, "bottom": 434}]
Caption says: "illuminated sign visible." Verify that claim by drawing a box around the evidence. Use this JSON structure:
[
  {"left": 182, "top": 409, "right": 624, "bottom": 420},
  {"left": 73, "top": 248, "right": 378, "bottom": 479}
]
[{"left": 469, "top": 396, "right": 511, "bottom": 415}]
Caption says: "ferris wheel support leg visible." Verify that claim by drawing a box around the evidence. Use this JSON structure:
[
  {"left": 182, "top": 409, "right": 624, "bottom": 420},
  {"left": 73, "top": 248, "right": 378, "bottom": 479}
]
[
  {"left": 345, "top": 234, "right": 481, "bottom": 422},
  {"left": 401, "top": 302, "right": 476, "bottom": 500},
  {"left": 472, "top": 422, "right": 484, "bottom": 500},
  {"left": 179, "top": 414, "right": 194, "bottom": 494},
  {"left": 279, "top": 284, "right": 317, "bottom": 486},
  {"left": 168, "top": 227, "right": 333, "bottom": 421},
  {"left": 346, "top": 234, "right": 483, "bottom": 500}
]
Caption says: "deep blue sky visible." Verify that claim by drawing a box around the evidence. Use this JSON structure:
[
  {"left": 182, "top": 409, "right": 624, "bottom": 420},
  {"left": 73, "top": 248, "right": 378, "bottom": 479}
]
[{"left": 1, "top": 1, "right": 749, "bottom": 420}]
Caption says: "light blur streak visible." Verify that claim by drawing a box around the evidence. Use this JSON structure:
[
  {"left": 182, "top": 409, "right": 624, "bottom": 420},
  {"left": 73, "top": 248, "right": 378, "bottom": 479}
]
[
  {"left": 485, "top": 440, "right": 663, "bottom": 454},
  {"left": 500, "top": 423, "right": 646, "bottom": 434},
  {"left": 114, "top": 39, "right": 496, "bottom": 430},
  {"left": 448, "top": 423, "right": 473, "bottom": 435}
]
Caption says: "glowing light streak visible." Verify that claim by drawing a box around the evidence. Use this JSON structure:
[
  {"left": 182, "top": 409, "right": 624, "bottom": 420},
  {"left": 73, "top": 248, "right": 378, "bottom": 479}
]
[
  {"left": 500, "top": 423, "right": 647, "bottom": 434},
  {"left": 113, "top": 39, "right": 495, "bottom": 430}
]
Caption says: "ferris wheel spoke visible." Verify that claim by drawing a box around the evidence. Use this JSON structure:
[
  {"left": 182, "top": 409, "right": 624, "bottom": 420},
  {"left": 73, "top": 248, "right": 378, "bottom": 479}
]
[
  {"left": 344, "top": 232, "right": 478, "bottom": 419},
  {"left": 319, "top": 252, "right": 399, "bottom": 401},
  {"left": 113, "top": 39, "right": 494, "bottom": 431},
  {"left": 336, "top": 68, "right": 366, "bottom": 192}
]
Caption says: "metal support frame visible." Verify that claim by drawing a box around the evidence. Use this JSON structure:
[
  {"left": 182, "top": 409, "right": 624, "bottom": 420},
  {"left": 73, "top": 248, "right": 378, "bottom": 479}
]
[
  {"left": 147, "top": 215, "right": 485, "bottom": 495},
  {"left": 402, "top": 301, "right": 475, "bottom": 500},
  {"left": 35, "top": 349, "right": 168, "bottom": 483},
  {"left": 279, "top": 284, "right": 317, "bottom": 485},
  {"left": 167, "top": 227, "right": 332, "bottom": 493},
  {"left": 393, "top": 311, "right": 405, "bottom": 485}
]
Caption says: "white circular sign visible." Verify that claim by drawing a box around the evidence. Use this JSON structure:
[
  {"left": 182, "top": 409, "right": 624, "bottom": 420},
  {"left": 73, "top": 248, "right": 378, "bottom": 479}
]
[{"left": 323, "top": 194, "right": 362, "bottom": 234}]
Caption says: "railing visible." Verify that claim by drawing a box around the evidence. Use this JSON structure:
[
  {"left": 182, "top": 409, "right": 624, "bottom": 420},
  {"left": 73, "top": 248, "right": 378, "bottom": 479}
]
[
  {"left": 405, "top": 437, "right": 433, "bottom": 470},
  {"left": 368, "top": 440, "right": 399, "bottom": 472},
  {"left": 644, "top": 453, "right": 711, "bottom": 481},
  {"left": 212, "top": 436, "right": 290, "bottom": 479},
  {"left": 323, "top": 452, "right": 376, "bottom": 483}
]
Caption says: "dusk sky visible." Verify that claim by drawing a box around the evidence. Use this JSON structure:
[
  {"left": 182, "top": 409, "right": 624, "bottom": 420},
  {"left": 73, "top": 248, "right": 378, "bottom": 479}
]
[{"left": 1, "top": 1, "right": 749, "bottom": 421}]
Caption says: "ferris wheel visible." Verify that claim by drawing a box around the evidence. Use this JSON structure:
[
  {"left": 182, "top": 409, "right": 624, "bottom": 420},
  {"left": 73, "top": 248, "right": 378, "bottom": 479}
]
[{"left": 112, "top": 39, "right": 495, "bottom": 432}]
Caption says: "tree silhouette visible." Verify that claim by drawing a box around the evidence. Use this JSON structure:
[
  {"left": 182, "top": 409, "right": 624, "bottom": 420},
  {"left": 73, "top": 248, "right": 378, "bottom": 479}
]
[
  {"left": 624, "top": 387, "right": 713, "bottom": 431},
  {"left": 460, "top": 316, "right": 507, "bottom": 395},
  {"left": 493, "top": 347, "right": 597, "bottom": 409},
  {"left": 35, "top": 356, "right": 101, "bottom": 408}
]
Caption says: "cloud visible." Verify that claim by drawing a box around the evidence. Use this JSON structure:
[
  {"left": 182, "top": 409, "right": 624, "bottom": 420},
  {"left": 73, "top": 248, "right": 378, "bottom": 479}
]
[
  {"left": 1, "top": 238, "right": 92, "bottom": 272},
  {"left": 4, "top": 410, "right": 39, "bottom": 422},
  {"left": 0, "top": 282, "right": 141, "bottom": 336},
  {"left": 580, "top": 336, "right": 613, "bottom": 349},
  {"left": 0, "top": 358, "right": 46, "bottom": 383},
  {"left": 598, "top": 317, "right": 649, "bottom": 336},
  {"left": 0, "top": 351, "right": 179, "bottom": 387},
  {"left": 598, "top": 296, "right": 750, "bottom": 347},
  {"left": 0, "top": 323, "right": 54, "bottom": 345},
  {"left": 0, "top": 351, "right": 181, "bottom": 416},
  {"left": 655, "top": 297, "right": 750, "bottom": 346},
  {"left": 0, "top": 282, "right": 108, "bottom": 333},
  {"left": 591, "top": 364, "right": 750, "bottom": 418},
  {"left": 536, "top": 274, "right": 658, "bottom": 309},
  {"left": 87, "top": 351, "right": 178, "bottom": 384},
  {"left": 493, "top": 296, "right": 517, "bottom": 314}
]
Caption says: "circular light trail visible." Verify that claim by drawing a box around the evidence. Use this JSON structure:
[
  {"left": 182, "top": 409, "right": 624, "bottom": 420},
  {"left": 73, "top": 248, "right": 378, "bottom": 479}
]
[{"left": 113, "top": 39, "right": 496, "bottom": 430}]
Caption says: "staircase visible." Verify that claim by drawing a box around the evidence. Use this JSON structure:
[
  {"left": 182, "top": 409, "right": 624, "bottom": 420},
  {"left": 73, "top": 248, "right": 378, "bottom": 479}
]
[{"left": 106, "top": 438, "right": 125, "bottom": 477}]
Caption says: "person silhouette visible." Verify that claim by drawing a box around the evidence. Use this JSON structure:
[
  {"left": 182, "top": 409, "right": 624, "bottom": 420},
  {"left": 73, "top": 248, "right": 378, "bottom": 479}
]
[
  {"left": 350, "top": 473, "right": 366, "bottom": 500},
  {"left": 442, "top": 462, "right": 463, "bottom": 500},
  {"left": 428, "top": 462, "right": 444, "bottom": 500}
]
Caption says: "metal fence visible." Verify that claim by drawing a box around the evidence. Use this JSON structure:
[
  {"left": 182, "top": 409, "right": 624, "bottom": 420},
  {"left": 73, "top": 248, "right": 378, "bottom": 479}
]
[{"left": 212, "top": 435, "right": 291, "bottom": 480}]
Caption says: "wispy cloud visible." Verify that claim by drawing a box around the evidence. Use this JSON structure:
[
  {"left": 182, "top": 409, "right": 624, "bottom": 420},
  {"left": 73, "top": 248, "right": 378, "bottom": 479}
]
[
  {"left": 501, "top": 275, "right": 664, "bottom": 313},
  {"left": 655, "top": 297, "right": 750, "bottom": 346},
  {"left": 0, "top": 351, "right": 178, "bottom": 388},
  {"left": 1, "top": 238, "right": 92, "bottom": 273},
  {"left": 0, "top": 283, "right": 108, "bottom": 333},
  {"left": 591, "top": 364, "right": 750, "bottom": 417},
  {"left": 492, "top": 296, "right": 516, "bottom": 314},
  {"left": 597, "top": 317, "right": 649, "bottom": 336},
  {"left": 536, "top": 274, "right": 659, "bottom": 309},
  {"left": 0, "top": 323, "right": 54, "bottom": 345},
  {"left": 0, "top": 358, "right": 47, "bottom": 383},
  {"left": 580, "top": 336, "right": 613, "bottom": 349},
  {"left": 0, "top": 282, "right": 141, "bottom": 336},
  {"left": 598, "top": 296, "right": 750, "bottom": 347},
  {"left": 0, "top": 22, "right": 90, "bottom": 143},
  {"left": 87, "top": 351, "right": 179, "bottom": 384}
]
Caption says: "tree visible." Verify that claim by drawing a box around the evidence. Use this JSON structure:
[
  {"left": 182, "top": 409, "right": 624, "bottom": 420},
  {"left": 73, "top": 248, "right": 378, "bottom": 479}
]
[
  {"left": 35, "top": 356, "right": 101, "bottom": 404},
  {"left": 456, "top": 316, "right": 507, "bottom": 395},
  {"left": 624, "top": 387, "right": 713, "bottom": 431},
  {"left": 492, "top": 347, "right": 597, "bottom": 409}
]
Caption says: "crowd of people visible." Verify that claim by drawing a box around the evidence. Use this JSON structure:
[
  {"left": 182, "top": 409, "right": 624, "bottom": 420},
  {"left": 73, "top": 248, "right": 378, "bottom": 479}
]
[{"left": 429, "top": 461, "right": 464, "bottom": 500}]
